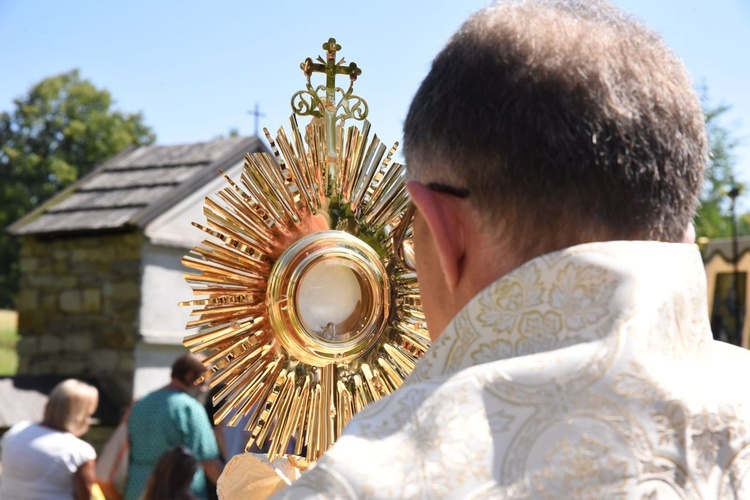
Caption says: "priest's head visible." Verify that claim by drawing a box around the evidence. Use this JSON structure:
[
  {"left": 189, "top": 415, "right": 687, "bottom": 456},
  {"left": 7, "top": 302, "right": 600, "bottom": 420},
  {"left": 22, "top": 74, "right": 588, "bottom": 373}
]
[{"left": 401, "top": 0, "right": 706, "bottom": 338}]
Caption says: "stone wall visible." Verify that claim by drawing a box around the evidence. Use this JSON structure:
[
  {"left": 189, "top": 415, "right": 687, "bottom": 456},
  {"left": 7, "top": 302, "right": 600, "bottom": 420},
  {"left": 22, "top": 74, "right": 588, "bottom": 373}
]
[{"left": 15, "top": 232, "right": 145, "bottom": 406}]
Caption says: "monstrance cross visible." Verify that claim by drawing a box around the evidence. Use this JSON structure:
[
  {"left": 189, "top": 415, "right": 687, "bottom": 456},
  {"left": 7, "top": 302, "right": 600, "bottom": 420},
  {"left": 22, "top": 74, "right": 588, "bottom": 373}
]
[
  {"left": 301, "top": 37, "right": 362, "bottom": 111},
  {"left": 297, "top": 37, "right": 366, "bottom": 175}
]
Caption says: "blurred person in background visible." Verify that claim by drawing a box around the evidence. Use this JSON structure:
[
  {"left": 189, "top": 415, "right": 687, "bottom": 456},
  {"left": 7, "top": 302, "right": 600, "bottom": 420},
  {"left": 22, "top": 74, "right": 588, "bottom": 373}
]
[
  {"left": 142, "top": 445, "right": 199, "bottom": 500},
  {"left": 0, "top": 379, "right": 99, "bottom": 499},
  {"left": 124, "top": 353, "right": 222, "bottom": 500}
]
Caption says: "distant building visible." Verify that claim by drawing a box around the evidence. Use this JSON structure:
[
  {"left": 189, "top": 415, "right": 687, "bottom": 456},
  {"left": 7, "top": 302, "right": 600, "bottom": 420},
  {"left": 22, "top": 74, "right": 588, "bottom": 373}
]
[
  {"left": 702, "top": 236, "right": 750, "bottom": 349},
  {"left": 8, "top": 136, "right": 264, "bottom": 407}
]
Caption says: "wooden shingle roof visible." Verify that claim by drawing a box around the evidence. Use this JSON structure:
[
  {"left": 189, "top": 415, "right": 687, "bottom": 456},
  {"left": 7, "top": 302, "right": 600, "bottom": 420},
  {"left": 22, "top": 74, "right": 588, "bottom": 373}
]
[
  {"left": 9, "top": 136, "right": 263, "bottom": 236},
  {"left": 702, "top": 236, "right": 750, "bottom": 263}
]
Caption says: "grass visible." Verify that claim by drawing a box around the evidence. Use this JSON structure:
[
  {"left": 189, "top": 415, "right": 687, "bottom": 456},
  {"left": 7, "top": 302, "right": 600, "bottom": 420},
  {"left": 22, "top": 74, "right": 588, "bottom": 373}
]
[{"left": 0, "top": 310, "right": 19, "bottom": 375}]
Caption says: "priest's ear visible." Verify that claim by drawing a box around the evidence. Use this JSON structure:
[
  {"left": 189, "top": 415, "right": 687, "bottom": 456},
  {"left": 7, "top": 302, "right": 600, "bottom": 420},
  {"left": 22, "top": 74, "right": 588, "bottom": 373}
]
[
  {"left": 683, "top": 223, "right": 695, "bottom": 243},
  {"left": 406, "top": 181, "right": 468, "bottom": 292}
]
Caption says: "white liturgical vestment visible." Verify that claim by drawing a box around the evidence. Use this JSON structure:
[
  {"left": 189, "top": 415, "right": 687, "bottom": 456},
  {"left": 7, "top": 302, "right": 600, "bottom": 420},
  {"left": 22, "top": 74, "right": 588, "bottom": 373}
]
[{"left": 269, "top": 241, "right": 750, "bottom": 498}]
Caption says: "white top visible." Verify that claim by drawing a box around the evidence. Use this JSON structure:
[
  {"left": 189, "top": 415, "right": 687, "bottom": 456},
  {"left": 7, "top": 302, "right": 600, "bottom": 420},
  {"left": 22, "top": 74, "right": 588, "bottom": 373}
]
[
  {"left": 272, "top": 241, "right": 750, "bottom": 499},
  {"left": 0, "top": 421, "right": 96, "bottom": 499}
]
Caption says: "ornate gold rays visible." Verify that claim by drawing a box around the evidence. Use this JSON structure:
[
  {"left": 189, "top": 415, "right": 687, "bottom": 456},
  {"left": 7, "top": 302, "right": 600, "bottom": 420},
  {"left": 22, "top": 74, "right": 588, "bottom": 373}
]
[{"left": 179, "top": 39, "right": 429, "bottom": 463}]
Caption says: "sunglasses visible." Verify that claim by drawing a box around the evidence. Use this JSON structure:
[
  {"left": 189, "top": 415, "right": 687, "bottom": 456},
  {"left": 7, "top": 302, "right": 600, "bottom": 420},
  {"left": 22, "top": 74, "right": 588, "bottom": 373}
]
[{"left": 393, "top": 182, "right": 470, "bottom": 271}]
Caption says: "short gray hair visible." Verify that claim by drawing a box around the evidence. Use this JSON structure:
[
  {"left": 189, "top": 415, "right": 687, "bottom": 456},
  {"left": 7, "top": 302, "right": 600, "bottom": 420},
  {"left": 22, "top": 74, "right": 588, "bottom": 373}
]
[{"left": 403, "top": 0, "right": 706, "bottom": 257}]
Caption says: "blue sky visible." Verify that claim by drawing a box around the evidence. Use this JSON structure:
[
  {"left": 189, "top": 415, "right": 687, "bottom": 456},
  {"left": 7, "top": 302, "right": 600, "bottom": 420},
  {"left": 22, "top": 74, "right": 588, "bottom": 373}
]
[{"left": 1, "top": 0, "right": 749, "bottom": 191}]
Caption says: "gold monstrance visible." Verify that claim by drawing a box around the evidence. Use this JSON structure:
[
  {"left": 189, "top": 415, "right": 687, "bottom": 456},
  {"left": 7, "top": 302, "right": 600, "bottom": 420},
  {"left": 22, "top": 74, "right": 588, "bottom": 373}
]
[{"left": 179, "top": 38, "right": 429, "bottom": 463}]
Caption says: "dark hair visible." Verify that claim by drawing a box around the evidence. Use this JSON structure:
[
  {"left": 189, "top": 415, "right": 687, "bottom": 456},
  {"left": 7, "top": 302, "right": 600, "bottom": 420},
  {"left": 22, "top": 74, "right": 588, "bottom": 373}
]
[
  {"left": 142, "top": 446, "right": 199, "bottom": 500},
  {"left": 403, "top": 0, "right": 706, "bottom": 257},
  {"left": 171, "top": 353, "right": 206, "bottom": 383}
]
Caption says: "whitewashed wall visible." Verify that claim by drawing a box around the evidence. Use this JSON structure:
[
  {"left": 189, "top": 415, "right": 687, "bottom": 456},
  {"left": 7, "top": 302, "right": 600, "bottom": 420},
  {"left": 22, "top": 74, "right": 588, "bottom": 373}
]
[{"left": 134, "top": 160, "right": 245, "bottom": 397}]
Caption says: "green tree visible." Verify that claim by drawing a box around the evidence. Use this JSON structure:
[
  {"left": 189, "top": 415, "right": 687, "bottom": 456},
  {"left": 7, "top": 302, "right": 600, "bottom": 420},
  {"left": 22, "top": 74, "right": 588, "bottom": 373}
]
[
  {"left": 0, "top": 69, "right": 156, "bottom": 308},
  {"left": 694, "top": 100, "right": 749, "bottom": 240}
]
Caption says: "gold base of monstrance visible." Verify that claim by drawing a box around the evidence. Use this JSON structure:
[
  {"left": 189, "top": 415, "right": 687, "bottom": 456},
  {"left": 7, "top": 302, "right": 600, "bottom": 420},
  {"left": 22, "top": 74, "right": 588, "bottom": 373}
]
[{"left": 179, "top": 38, "right": 429, "bottom": 464}]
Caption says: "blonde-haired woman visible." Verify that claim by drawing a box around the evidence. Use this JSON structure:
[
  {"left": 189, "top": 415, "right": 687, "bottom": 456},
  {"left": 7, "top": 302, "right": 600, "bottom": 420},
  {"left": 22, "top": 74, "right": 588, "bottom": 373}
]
[{"left": 1, "top": 379, "right": 99, "bottom": 499}]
